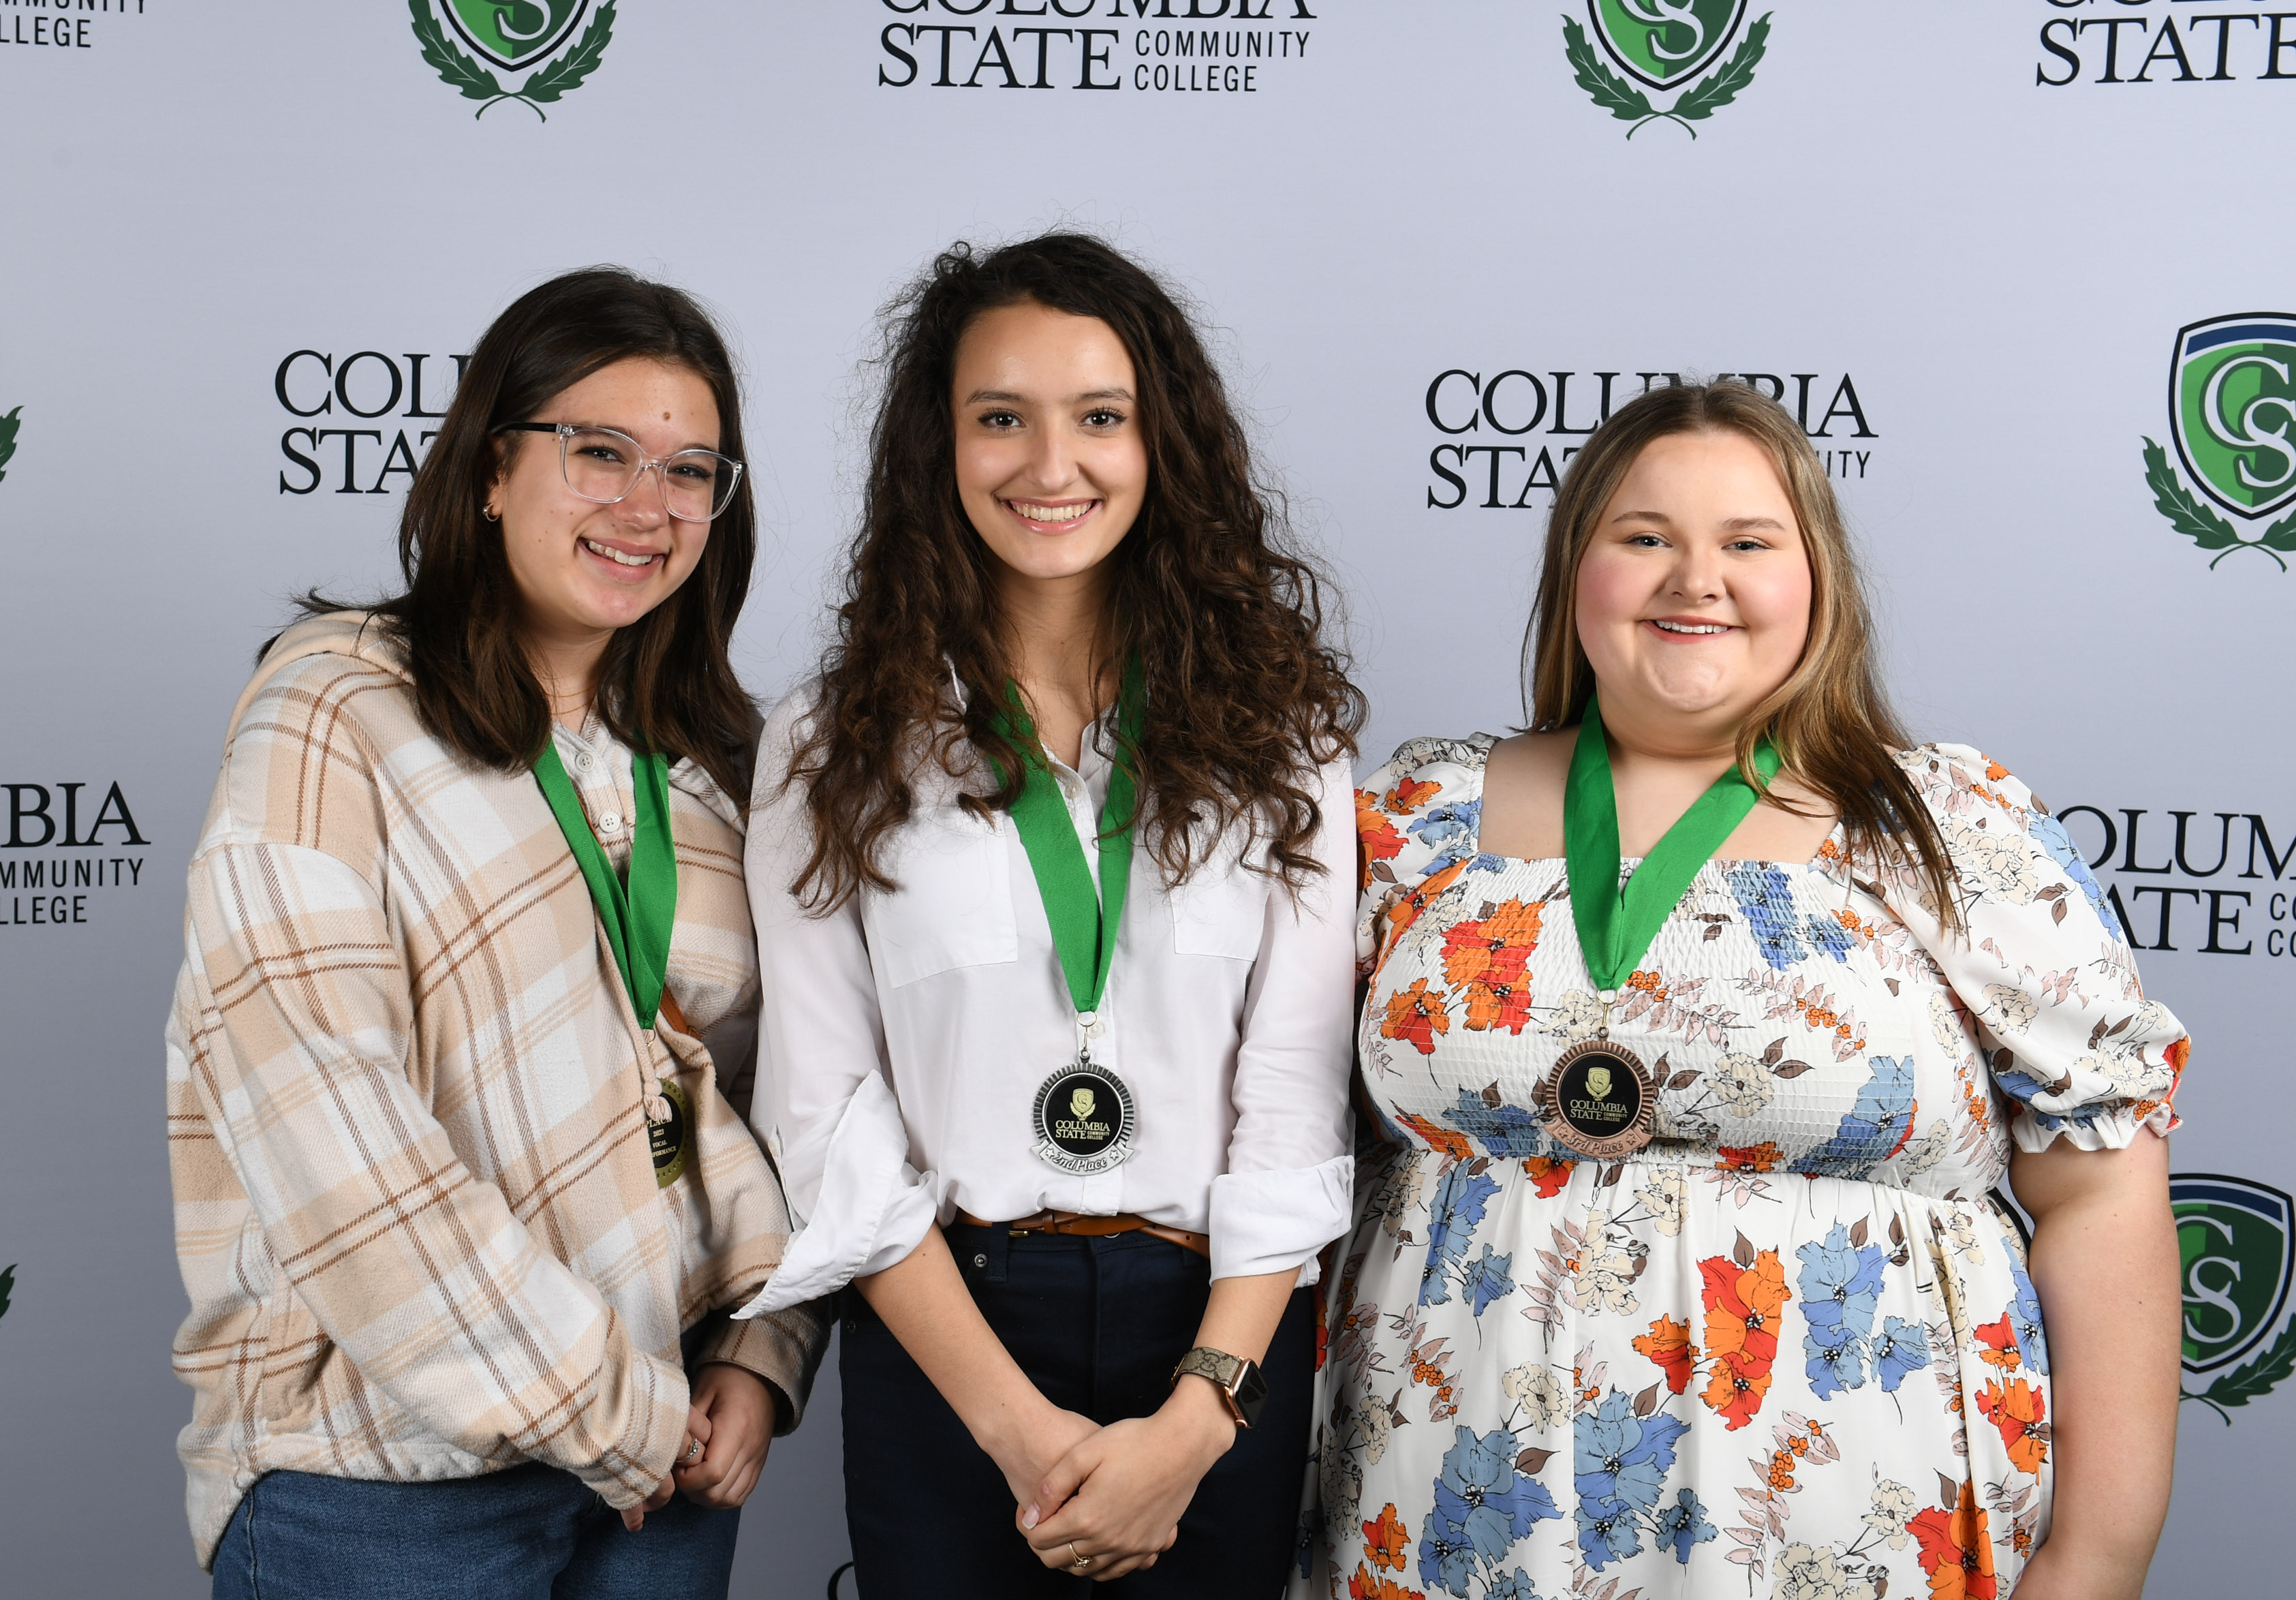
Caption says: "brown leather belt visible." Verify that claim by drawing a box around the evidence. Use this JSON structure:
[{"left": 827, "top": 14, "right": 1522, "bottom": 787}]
[{"left": 956, "top": 1209, "right": 1209, "bottom": 1260}]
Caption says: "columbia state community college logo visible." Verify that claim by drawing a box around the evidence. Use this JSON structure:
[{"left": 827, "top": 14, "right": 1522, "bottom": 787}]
[
  {"left": 408, "top": 1, "right": 616, "bottom": 120},
  {"left": 2143, "top": 313, "right": 2296, "bottom": 571},
  {"left": 1564, "top": 3, "right": 1771, "bottom": 138},
  {"left": 2173, "top": 1174, "right": 2296, "bottom": 1419}
]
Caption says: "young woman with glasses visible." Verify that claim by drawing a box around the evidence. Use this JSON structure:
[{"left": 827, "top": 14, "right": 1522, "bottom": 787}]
[
  {"left": 739, "top": 234, "right": 1364, "bottom": 1595},
  {"left": 168, "top": 267, "right": 826, "bottom": 1599}
]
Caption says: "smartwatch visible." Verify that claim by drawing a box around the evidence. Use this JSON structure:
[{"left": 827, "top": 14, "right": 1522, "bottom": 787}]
[{"left": 1171, "top": 1346, "right": 1269, "bottom": 1430}]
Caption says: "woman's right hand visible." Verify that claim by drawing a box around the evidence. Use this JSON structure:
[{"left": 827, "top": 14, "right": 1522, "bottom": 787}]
[{"left": 991, "top": 1402, "right": 1101, "bottom": 1522}]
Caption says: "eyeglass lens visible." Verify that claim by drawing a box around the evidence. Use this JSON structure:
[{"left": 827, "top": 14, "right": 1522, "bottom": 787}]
[{"left": 561, "top": 428, "right": 739, "bottom": 520}]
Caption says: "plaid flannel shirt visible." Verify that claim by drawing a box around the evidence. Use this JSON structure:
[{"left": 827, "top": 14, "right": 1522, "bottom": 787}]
[{"left": 165, "top": 613, "right": 826, "bottom": 1569}]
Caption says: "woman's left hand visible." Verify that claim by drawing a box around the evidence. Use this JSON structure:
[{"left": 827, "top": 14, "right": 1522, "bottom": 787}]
[
  {"left": 674, "top": 1363, "right": 779, "bottom": 1511},
  {"left": 1021, "top": 1379, "right": 1235, "bottom": 1580}
]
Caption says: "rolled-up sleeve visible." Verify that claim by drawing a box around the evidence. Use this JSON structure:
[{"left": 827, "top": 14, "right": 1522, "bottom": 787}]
[
  {"left": 1211, "top": 756, "right": 1359, "bottom": 1283},
  {"left": 735, "top": 701, "right": 939, "bottom": 1317}
]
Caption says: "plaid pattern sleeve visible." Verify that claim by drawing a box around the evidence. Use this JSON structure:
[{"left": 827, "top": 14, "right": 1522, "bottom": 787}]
[{"left": 166, "top": 614, "right": 826, "bottom": 1569}]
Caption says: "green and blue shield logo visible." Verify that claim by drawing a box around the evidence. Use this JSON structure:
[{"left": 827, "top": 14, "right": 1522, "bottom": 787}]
[
  {"left": 2141, "top": 313, "right": 2296, "bottom": 570},
  {"left": 442, "top": 1, "right": 590, "bottom": 73},
  {"left": 1589, "top": 0, "right": 1748, "bottom": 92},
  {"left": 2171, "top": 314, "right": 2296, "bottom": 523},
  {"left": 2173, "top": 1173, "right": 2295, "bottom": 1419}
]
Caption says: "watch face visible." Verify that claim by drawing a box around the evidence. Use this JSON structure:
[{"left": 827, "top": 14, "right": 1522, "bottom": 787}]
[{"left": 1233, "top": 1359, "right": 1269, "bottom": 1426}]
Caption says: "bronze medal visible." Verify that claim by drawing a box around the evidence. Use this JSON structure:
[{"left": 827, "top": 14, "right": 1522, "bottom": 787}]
[
  {"left": 649, "top": 1077, "right": 695, "bottom": 1188},
  {"left": 1538, "top": 1036, "right": 1656, "bottom": 1159}
]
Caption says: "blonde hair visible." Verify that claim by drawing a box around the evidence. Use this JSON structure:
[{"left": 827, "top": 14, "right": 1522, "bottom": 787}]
[{"left": 1523, "top": 381, "right": 1957, "bottom": 926}]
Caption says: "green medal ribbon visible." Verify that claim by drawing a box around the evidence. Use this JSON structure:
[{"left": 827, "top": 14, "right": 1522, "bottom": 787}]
[
  {"left": 987, "top": 660, "right": 1146, "bottom": 1021},
  {"left": 531, "top": 741, "right": 678, "bottom": 1031},
  {"left": 1564, "top": 696, "right": 1782, "bottom": 1001}
]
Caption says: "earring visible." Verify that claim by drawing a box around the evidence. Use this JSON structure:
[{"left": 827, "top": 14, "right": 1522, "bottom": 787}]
[{"left": 482, "top": 505, "right": 500, "bottom": 523}]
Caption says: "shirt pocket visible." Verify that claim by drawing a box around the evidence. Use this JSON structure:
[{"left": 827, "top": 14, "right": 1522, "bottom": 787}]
[
  {"left": 865, "top": 812, "right": 1019, "bottom": 988},
  {"left": 1168, "top": 866, "right": 1269, "bottom": 961}
]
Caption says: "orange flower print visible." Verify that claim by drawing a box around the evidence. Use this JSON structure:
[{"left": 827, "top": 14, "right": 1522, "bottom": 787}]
[
  {"left": 1909, "top": 1480, "right": 1998, "bottom": 1600},
  {"left": 1348, "top": 1566, "right": 1426, "bottom": 1600},
  {"left": 1380, "top": 981, "right": 1450, "bottom": 1056},
  {"left": 1381, "top": 860, "right": 1466, "bottom": 950},
  {"left": 1716, "top": 1142, "right": 1782, "bottom": 1173},
  {"left": 1362, "top": 1503, "right": 1410, "bottom": 1572},
  {"left": 1389, "top": 777, "right": 1440, "bottom": 812},
  {"left": 1358, "top": 793, "right": 1407, "bottom": 889},
  {"left": 1696, "top": 1248, "right": 1792, "bottom": 1430},
  {"left": 1632, "top": 1312, "right": 1699, "bottom": 1394},
  {"left": 1977, "top": 1377, "right": 2049, "bottom": 1475},
  {"left": 1440, "top": 898, "right": 1543, "bottom": 1033},
  {"left": 1396, "top": 1111, "right": 1474, "bottom": 1161},
  {"left": 1972, "top": 1314, "right": 2021, "bottom": 1370},
  {"left": 1522, "top": 1156, "right": 1574, "bottom": 1198}
]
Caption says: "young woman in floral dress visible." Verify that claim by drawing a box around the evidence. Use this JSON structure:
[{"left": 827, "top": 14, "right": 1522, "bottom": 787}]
[{"left": 1309, "top": 382, "right": 2184, "bottom": 1600}]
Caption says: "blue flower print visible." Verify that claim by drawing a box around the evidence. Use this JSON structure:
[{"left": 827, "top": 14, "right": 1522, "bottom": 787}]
[
  {"left": 1443, "top": 1088, "right": 1549, "bottom": 1160},
  {"left": 1725, "top": 863, "right": 1854, "bottom": 970},
  {"left": 1485, "top": 1570, "right": 1547, "bottom": 1600},
  {"left": 1791, "top": 1056, "right": 1915, "bottom": 1178},
  {"left": 1572, "top": 1389, "right": 1689, "bottom": 1569},
  {"left": 1651, "top": 1488, "right": 1718, "bottom": 1563},
  {"left": 1795, "top": 1223, "right": 1887, "bottom": 1398},
  {"left": 1466, "top": 1244, "right": 1518, "bottom": 1317},
  {"left": 1411, "top": 801, "right": 1502, "bottom": 876},
  {"left": 2030, "top": 812, "right": 2121, "bottom": 939},
  {"left": 1872, "top": 1314, "right": 1930, "bottom": 1392},
  {"left": 2006, "top": 1251, "right": 2051, "bottom": 1374},
  {"left": 1418, "top": 1425, "right": 1560, "bottom": 1595},
  {"left": 1422, "top": 1163, "right": 1502, "bottom": 1308},
  {"left": 1574, "top": 1496, "right": 1644, "bottom": 1570}
]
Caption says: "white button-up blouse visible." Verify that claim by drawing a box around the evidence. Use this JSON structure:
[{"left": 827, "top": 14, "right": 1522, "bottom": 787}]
[{"left": 736, "top": 689, "right": 1356, "bottom": 1315}]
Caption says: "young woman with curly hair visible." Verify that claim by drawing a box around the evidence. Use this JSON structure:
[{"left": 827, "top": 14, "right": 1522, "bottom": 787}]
[{"left": 738, "top": 234, "right": 1364, "bottom": 1595}]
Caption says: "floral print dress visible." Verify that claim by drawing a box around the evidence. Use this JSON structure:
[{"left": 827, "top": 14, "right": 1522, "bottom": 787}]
[{"left": 1305, "top": 737, "right": 2186, "bottom": 1600}]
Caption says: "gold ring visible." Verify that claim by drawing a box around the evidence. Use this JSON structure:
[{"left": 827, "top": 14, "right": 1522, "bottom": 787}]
[{"left": 1070, "top": 1542, "right": 1091, "bottom": 1570}]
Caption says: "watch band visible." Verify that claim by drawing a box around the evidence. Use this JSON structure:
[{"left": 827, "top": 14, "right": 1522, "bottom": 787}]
[{"left": 1170, "top": 1345, "right": 1267, "bottom": 1430}]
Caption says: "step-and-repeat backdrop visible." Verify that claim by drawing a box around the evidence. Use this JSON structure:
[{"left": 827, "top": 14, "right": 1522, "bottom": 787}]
[{"left": 2, "top": 4, "right": 2288, "bottom": 1595}]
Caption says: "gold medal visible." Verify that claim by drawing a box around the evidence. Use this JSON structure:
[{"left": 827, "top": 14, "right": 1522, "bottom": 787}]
[{"left": 1538, "top": 1034, "right": 1656, "bottom": 1159}]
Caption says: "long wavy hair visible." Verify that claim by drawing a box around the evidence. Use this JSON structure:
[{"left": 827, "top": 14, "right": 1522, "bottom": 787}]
[
  {"left": 788, "top": 233, "right": 1363, "bottom": 910},
  {"left": 290, "top": 266, "right": 759, "bottom": 800},
  {"left": 1523, "top": 382, "right": 1959, "bottom": 926}
]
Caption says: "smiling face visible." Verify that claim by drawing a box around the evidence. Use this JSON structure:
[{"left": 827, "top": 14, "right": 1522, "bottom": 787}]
[
  {"left": 950, "top": 301, "right": 1149, "bottom": 594},
  {"left": 1573, "top": 428, "right": 1814, "bottom": 733},
  {"left": 491, "top": 356, "right": 721, "bottom": 666}
]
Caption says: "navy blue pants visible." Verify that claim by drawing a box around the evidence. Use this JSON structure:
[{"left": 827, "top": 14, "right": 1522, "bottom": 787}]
[{"left": 839, "top": 1224, "right": 1314, "bottom": 1599}]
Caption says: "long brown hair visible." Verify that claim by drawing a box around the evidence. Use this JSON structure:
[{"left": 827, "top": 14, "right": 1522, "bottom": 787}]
[
  {"left": 291, "top": 266, "right": 758, "bottom": 799},
  {"left": 1524, "top": 382, "right": 1959, "bottom": 925},
  {"left": 790, "top": 233, "right": 1363, "bottom": 910}
]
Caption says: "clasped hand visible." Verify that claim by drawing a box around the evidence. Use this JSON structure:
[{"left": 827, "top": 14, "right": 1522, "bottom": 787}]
[
  {"left": 1007, "top": 1379, "right": 1237, "bottom": 1581},
  {"left": 620, "top": 1363, "right": 779, "bottom": 1532}
]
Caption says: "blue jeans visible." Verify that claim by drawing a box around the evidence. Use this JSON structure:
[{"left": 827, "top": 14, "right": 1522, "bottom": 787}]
[
  {"left": 210, "top": 1459, "right": 739, "bottom": 1600},
  {"left": 840, "top": 1225, "right": 1315, "bottom": 1599}
]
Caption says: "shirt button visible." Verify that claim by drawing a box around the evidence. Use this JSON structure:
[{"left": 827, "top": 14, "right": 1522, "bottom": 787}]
[
  {"left": 598, "top": 812, "right": 623, "bottom": 835},
  {"left": 575, "top": 751, "right": 598, "bottom": 775}
]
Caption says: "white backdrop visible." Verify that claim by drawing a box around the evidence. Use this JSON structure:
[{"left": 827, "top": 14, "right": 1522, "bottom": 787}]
[{"left": 2, "top": 3, "right": 2289, "bottom": 1595}]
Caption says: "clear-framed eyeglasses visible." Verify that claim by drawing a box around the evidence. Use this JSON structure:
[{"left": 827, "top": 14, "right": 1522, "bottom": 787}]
[{"left": 495, "top": 422, "right": 744, "bottom": 523}]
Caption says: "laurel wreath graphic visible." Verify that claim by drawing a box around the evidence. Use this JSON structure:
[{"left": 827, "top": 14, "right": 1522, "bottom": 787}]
[
  {"left": 0, "top": 406, "right": 18, "bottom": 485},
  {"left": 2142, "top": 438, "right": 2296, "bottom": 570},
  {"left": 0, "top": 1263, "right": 13, "bottom": 1321},
  {"left": 1564, "top": 12, "right": 1771, "bottom": 140},
  {"left": 407, "top": 0, "right": 617, "bottom": 121},
  {"left": 2183, "top": 1312, "right": 2296, "bottom": 1422}
]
